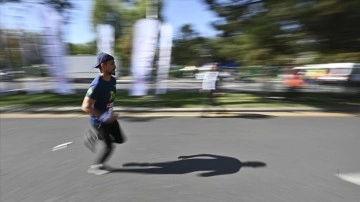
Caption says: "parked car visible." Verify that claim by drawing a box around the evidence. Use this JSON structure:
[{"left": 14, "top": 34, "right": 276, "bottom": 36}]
[{"left": 293, "top": 63, "right": 360, "bottom": 85}]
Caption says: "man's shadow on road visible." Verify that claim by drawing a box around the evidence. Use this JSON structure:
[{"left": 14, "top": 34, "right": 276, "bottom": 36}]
[{"left": 112, "top": 154, "right": 266, "bottom": 177}]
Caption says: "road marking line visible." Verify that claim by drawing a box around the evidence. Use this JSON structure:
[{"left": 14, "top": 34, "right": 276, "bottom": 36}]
[
  {"left": 336, "top": 172, "right": 360, "bottom": 186},
  {"left": 52, "top": 142, "right": 73, "bottom": 151}
]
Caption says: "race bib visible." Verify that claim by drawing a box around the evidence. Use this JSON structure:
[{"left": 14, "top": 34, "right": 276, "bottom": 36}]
[{"left": 106, "top": 102, "right": 114, "bottom": 113}]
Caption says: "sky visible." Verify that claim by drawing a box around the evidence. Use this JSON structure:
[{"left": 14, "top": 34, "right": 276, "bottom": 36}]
[
  {"left": 67, "top": 0, "right": 220, "bottom": 43},
  {"left": 0, "top": 0, "right": 220, "bottom": 44},
  {"left": 162, "top": 0, "right": 220, "bottom": 38}
]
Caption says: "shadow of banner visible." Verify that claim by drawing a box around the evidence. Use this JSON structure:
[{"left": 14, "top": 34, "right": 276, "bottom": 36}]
[{"left": 112, "top": 154, "right": 266, "bottom": 177}]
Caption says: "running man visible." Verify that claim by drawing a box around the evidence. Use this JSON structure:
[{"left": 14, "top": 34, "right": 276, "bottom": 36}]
[{"left": 81, "top": 52, "right": 125, "bottom": 175}]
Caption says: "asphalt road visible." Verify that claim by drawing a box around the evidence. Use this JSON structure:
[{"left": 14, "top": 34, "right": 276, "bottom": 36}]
[{"left": 1, "top": 116, "right": 359, "bottom": 202}]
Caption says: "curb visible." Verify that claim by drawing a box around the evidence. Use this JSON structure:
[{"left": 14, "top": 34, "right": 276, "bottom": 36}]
[{"left": 1, "top": 106, "right": 359, "bottom": 114}]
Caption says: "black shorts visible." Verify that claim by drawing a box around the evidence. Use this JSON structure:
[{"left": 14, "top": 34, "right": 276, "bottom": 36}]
[{"left": 90, "top": 120, "right": 126, "bottom": 144}]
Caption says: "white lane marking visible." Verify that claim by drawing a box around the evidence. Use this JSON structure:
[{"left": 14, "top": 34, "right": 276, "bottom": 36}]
[
  {"left": 336, "top": 172, "right": 360, "bottom": 186},
  {"left": 52, "top": 142, "right": 73, "bottom": 151}
]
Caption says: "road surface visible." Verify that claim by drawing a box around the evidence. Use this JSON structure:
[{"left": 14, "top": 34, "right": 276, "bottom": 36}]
[{"left": 1, "top": 116, "right": 359, "bottom": 202}]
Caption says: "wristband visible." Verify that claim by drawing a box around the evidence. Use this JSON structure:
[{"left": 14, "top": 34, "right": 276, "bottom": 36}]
[{"left": 98, "top": 112, "right": 111, "bottom": 122}]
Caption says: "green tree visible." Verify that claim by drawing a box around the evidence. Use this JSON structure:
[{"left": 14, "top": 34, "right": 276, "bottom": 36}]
[
  {"left": 295, "top": 0, "right": 360, "bottom": 53},
  {"left": 91, "top": 0, "right": 164, "bottom": 76},
  {"left": 204, "top": 0, "right": 360, "bottom": 65},
  {"left": 203, "top": 0, "right": 287, "bottom": 66},
  {"left": 2, "top": 0, "right": 74, "bottom": 22},
  {"left": 171, "top": 24, "right": 215, "bottom": 66},
  {"left": 68, "top": 42, "right": 97, "bottom": 55},
  {"left": 179, "top": 24, "right": 199, "bottom": 40}
]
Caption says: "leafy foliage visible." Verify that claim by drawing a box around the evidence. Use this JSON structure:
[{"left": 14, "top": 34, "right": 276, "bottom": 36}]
[
  {"left": 203, "top": 0, "right": 360, "bottom": 65},
  {"left": 91, "top": 0, "right": 164, "bottom": 75},
  {"left": 2, "top": 0, "right": 74, "bottom": 22},
  {"left": 67, "top": 42, "right": 97, "bottom": 55}
]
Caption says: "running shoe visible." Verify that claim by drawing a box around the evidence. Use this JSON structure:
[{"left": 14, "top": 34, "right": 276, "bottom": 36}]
[{"left": 87, "top": 164, "right": 111, "bottom": 175}]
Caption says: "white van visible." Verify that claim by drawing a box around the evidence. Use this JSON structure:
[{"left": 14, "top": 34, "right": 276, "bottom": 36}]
[{"left": 293, "top": 63, "right": 360, "bottom": 84}]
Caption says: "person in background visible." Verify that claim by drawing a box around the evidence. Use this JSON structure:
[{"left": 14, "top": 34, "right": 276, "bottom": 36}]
[{"left": 283, "top": 69, "right": 304, "bottom": 100}]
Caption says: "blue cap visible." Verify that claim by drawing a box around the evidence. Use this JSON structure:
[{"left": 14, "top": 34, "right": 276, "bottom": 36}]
[{"left": 93, "top": 52, "right": 114, "bottom": 68}]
